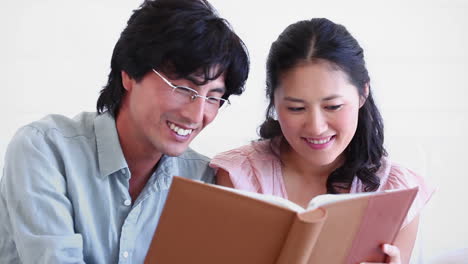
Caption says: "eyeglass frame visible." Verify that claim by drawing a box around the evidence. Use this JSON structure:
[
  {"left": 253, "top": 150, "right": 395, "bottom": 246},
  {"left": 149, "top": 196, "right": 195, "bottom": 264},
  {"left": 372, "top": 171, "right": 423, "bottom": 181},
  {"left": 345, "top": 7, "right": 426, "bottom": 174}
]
[{"left": 152, "top": 69, "right": 230, "bottom": 108}]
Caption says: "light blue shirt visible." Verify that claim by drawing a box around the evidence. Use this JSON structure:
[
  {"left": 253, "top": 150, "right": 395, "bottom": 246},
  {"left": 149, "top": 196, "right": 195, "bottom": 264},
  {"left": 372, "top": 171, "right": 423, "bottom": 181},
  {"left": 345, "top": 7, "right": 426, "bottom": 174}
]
[{"left": 0, "top": 112, "right": 214, "bottom": 263}]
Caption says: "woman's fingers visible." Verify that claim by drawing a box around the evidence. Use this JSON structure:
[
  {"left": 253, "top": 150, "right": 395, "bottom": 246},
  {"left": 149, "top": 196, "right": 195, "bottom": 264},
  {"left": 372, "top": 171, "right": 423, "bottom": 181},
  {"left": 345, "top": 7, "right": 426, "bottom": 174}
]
[
  {"left": 382, "top": 244, "right": 401, "bottom": 264},
  {"left": 360, "top": 244, "right": 402, "bottom": 264}
]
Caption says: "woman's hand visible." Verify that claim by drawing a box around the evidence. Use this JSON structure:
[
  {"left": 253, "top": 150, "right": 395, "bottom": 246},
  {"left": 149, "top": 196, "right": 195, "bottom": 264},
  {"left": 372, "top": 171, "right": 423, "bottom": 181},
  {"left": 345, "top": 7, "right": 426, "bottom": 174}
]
[
  {"left": 360, "top": 243, "right": 402, "bottom": 264},
  {"left": 382, "top": 243, "right": 401, "bottom": 264}
]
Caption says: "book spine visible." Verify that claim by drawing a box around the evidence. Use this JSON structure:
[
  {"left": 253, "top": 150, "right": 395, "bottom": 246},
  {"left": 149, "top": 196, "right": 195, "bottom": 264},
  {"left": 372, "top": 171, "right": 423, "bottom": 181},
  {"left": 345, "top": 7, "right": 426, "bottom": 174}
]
[{"left": 275, "top": 208, "right": 327, "bottom": 264}]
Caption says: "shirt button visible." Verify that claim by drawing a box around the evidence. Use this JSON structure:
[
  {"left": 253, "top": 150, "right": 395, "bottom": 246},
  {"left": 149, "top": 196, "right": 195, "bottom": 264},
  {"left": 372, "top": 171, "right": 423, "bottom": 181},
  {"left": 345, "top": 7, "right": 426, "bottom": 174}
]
[
  {"left": 123, "top": 251, "right": 129, "bottom": 258},
  {"left": 124, "top": 199, "right": 131, "bottom": 206}
]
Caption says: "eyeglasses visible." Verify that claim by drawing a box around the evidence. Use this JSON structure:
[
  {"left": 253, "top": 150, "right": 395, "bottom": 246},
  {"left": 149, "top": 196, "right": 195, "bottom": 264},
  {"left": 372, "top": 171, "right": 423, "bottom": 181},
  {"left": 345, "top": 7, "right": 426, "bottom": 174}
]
[{"left": 152, "top": 69, "right": 230, "bottom": 112}]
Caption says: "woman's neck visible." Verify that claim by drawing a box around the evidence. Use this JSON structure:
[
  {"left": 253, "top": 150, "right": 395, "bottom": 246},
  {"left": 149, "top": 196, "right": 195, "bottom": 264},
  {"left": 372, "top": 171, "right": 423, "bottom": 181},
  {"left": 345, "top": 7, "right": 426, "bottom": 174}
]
[{"left": 279, "top": 139, "right": 347, "bottom": 207}]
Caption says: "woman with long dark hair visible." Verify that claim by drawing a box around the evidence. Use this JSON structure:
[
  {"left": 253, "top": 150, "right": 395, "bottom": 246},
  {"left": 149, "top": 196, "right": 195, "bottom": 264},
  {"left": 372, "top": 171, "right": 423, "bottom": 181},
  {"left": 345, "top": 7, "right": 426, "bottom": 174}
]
[{"left": 211, "top": 18, "right": 433, "bottom": 263}]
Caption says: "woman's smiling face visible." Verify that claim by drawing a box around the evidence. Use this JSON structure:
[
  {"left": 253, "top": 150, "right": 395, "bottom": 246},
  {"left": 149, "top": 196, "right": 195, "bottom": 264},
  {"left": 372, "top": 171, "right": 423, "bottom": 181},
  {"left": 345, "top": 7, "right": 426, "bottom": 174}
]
[{"left": 274, "top": 60, "right": 366, "bottom": 168}]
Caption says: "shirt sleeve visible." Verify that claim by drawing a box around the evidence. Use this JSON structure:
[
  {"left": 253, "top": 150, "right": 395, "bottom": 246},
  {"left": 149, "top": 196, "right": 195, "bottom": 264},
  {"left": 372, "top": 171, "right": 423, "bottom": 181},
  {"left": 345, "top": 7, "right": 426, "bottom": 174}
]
[
  {"left": 0, "top": 125, "right": 86, "bottom": 264},
  {"left": 379, "top": 163, "right": 435, "bottom": 228},
  {"left": 210, "top": 147, "right": 262, "bottom": 193}
]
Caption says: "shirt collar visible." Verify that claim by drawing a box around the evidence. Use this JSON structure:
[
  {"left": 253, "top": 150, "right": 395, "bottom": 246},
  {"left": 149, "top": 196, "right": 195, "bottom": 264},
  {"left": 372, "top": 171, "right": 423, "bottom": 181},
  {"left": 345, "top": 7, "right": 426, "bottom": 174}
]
[{"left": 94, "top": 112, "right": 128, "bottom": 178}]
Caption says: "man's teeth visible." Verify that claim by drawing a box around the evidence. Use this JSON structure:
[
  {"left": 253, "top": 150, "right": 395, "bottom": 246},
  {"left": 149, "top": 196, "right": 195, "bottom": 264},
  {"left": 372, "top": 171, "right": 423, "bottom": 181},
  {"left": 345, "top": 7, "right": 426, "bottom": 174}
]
[
  {"left": 169, "top": 122, "right": 193, "bottom": 136},
  {"left": 307, "top": 137, "right": 331, "bottom": 144}
]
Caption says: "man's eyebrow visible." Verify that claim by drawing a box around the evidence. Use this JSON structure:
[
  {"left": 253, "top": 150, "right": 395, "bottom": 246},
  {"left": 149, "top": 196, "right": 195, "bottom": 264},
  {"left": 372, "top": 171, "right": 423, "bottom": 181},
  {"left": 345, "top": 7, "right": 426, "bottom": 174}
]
[
  {"left": 175, "top": 80, "right": 225, "bottom": 94},
  {"left": 183, "top": 74, "right": 226, "bottom": 94},
  {"left": 209, "top": 87, "right": 226, "bottom": 94}
]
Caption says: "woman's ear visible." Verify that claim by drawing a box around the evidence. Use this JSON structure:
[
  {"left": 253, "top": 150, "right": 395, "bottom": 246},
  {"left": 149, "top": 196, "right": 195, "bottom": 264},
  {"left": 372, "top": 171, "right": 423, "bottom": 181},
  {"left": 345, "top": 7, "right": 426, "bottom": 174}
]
[
  {"left": 359, "top": 83, "right": 370, "bottom": 108},
  {"left": 121, "top": 70, "right": 133, "bottom": 91}
]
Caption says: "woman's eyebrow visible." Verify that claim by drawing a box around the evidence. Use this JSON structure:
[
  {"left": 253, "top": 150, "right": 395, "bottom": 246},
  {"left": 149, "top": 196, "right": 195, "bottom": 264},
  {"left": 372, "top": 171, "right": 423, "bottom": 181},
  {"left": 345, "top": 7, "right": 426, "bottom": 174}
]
[
  {"left": 284, "top": 96, "right": 305, "bottom": 103},
  {"left": 283, "top": 95, "right": 342, "bottom": 103},
  {"left": 322, "top": 94, "right": 342, "bottom": 101}
]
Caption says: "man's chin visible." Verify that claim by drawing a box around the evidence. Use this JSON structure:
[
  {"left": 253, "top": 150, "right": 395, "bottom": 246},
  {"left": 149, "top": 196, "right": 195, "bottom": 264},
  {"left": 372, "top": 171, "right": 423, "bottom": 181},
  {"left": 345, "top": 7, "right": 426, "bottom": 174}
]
[
  {"left": 164, "top": 152, "right": 184, "bottom": 157},
  {"left": 162, "top": 145, "right": 189, "bottom": 157},
  {"left": 158, "top": 133, "right": 197, "bottom": 157}
]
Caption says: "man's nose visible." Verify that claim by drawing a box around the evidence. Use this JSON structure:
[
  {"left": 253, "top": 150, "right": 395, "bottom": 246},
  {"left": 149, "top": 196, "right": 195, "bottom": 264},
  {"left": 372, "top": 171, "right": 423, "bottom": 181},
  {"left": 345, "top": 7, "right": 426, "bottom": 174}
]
[{"left": 180, "top": 96, "right": 207, "bottom": 124}]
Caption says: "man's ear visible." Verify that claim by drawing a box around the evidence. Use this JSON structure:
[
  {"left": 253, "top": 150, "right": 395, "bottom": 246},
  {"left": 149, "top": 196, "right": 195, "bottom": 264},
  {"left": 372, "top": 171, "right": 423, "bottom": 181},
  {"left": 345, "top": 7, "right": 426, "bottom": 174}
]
[
  {"left": 121, "top": 70, "right": 133, "bottom": 91},
  {"left": 359, "top": 83, "right": 370, "bottom": 108}
]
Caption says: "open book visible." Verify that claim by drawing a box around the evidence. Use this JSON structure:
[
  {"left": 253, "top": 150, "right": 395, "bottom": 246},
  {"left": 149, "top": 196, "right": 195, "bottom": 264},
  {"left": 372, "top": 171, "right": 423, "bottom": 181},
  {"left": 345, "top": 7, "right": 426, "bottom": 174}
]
[{"left": 144, "top": 176, "right": 418, "bottom": 264}]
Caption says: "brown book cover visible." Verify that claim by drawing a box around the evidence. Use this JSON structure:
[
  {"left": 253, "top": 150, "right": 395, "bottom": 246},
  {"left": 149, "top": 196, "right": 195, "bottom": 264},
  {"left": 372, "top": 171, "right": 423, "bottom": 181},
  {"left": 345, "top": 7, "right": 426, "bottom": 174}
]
[{"left": 144, "top": 176, "right": 418, "bottom": 264}]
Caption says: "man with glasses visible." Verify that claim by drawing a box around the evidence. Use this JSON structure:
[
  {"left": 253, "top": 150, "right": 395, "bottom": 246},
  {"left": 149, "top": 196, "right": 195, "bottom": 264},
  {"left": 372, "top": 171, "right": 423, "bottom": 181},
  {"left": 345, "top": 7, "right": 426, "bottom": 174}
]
[{"left": 0, "top": 0, "right": 249, "bottom": 263}]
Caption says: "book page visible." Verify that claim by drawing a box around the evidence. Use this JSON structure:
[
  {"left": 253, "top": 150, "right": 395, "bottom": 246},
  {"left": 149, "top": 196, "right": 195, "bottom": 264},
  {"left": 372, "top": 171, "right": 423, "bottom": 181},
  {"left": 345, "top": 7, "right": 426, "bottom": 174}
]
[
  {"left": 207, "top": 181, "right": 407, "bottom": 213},
  {"left": 306, "top": 188, "right": 404, "bottom": 210},
  {"left": 210, "top": 184, "right": 305, "bottom": 212}
]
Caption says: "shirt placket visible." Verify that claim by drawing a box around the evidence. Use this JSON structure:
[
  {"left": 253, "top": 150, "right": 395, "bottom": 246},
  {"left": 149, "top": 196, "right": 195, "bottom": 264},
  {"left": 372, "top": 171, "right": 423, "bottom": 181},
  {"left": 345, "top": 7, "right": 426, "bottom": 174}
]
[
  {"left": 115, "top": 167, "right": 140, "bottom": 264},
  {"left": 117, "top": 157, "right": 175, "bottom": 263}
]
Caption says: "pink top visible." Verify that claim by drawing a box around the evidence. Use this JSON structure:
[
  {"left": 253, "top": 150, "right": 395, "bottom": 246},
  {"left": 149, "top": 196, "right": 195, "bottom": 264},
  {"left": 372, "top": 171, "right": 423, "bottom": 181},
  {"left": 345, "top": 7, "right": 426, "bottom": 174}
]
[{"left": 210, "top": 139, "right": 435, "bottom": 227}]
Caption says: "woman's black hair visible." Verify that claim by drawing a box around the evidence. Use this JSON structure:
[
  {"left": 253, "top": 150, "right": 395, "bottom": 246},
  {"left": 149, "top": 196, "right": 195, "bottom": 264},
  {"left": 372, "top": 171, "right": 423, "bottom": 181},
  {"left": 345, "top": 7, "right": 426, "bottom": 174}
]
[
  {"left": 259, "top": 18, "right": 386, "bottom": 193},
  {"left": 97, "top": 0, "right": 249, "bottom": 116}
]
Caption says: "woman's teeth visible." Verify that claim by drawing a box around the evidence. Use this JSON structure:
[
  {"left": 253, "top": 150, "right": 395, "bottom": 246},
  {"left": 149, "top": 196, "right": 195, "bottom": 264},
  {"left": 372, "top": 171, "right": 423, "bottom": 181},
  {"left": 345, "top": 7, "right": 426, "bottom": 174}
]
[{"left": 307, "top": 137, "right": 331, "bottom": 144}]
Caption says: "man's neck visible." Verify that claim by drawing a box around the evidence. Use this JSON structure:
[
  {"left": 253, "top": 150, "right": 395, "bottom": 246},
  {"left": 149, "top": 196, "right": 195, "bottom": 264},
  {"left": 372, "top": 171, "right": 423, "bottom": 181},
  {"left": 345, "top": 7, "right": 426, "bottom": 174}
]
[
  {"left": 121, "top": 139, "right": 162, "bottom": 202},
  {"left": 115, "top": 111, "right": 163, "bottom": 201},
  {"left": 126, "top": 158, "right": 161, "bottom": 202}
]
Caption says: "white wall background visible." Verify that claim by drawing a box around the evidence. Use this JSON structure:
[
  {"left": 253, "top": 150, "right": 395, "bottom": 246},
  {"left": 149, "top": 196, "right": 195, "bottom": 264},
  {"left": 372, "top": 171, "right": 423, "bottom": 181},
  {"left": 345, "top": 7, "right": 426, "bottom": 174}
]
[{"left": 1, "top": 0, "right": 467, "bottom": 262}]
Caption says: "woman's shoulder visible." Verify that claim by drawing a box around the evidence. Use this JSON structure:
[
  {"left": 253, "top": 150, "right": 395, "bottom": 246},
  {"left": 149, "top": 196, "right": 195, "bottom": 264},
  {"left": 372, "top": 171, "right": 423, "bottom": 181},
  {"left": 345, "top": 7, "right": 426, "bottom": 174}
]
[
  {"left": 209, "top": 139, "right": 282, "bottom": 193},
  {"left": 377, "top": 157, "right": 431, "bottom": 193},
  {"left": 377, "top": 157, "right": 435, "bottom": 226}
]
